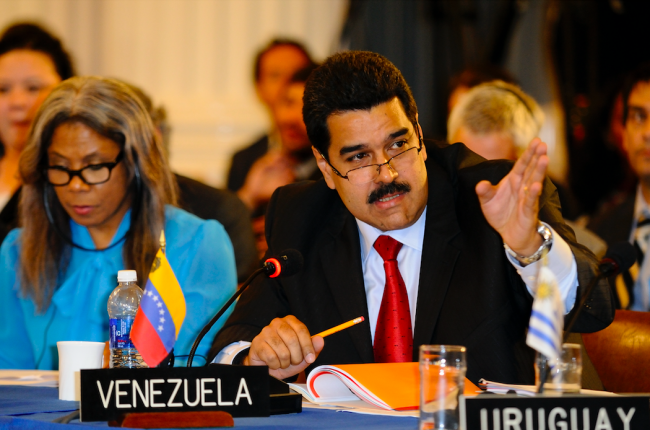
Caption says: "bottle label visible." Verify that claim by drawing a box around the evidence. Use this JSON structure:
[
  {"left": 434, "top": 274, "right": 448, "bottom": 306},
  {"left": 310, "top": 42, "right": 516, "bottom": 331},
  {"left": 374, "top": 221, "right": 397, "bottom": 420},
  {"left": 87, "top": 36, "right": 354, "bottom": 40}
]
[{"left": 109, "top": 317, "right": 135, "bottom": 349}]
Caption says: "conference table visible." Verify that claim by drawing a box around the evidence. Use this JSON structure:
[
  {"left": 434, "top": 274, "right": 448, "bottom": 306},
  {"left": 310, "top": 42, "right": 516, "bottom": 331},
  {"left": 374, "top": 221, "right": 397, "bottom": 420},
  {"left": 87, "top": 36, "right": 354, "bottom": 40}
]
[{"left": 0, "top": 385, "right": 418, "bottom": 429}]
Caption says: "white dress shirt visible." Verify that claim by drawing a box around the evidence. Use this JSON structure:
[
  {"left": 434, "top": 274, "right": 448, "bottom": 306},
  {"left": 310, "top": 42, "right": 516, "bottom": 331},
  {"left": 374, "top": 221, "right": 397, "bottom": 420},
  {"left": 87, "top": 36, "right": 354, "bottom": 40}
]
[{"left": 214, "top": 207, "right": 580, "bottom": 363}]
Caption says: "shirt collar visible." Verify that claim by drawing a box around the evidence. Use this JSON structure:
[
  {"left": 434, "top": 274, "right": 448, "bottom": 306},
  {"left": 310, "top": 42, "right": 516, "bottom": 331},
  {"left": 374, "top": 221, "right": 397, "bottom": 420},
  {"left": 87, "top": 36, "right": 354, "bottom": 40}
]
[
  {"left": 356, "top": 206, "right": 427, "bottom": 264},
  {"left": 69, "top": 209, "right": 132, "bottom": 250}
]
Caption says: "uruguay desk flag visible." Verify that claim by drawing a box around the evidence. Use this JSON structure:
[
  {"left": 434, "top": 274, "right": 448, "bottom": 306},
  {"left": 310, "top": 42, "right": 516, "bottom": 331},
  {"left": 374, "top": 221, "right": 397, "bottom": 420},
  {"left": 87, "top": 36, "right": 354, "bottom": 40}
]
[
  {"left": 526, "top": 263, "right": 563, "bottom": 361},
  {"left": 131, "top": 244, "right": 186, "bottom": 367}
]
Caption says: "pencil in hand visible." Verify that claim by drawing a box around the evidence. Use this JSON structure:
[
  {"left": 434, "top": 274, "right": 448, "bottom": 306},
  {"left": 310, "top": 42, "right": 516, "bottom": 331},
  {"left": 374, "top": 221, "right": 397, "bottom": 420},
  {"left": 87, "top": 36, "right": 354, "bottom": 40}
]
[{"left": 312, "top": 316, "right": 365, "bottom": 338}]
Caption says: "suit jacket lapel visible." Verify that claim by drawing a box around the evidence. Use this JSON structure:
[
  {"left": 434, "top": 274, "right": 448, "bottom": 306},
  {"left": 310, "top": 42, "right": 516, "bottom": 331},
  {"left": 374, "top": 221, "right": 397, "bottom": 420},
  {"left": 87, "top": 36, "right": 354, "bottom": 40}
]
[
  {"left": 412, "top": 160, "right": 462, "bottom": 358},
  {"left": 319, "top": 206, "right": 374, "bottom": 362}
]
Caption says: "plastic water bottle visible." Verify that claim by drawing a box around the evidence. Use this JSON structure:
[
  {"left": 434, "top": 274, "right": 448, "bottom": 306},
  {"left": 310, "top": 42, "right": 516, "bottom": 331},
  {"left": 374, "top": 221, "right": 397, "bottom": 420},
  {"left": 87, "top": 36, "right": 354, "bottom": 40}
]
[{"left": 107, "top": 270, "right": 147, "bottom": 368}]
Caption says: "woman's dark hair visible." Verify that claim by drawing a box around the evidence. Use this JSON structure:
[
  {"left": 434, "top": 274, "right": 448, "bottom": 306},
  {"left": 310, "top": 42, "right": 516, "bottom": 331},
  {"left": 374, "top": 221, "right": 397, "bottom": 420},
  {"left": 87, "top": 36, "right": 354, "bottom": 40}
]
[
  {"left": 302, "top": 51, "right": 418, "bottom": 158},
  {"left": 0, "top": 22, "right": 75, "bottom": 80}
]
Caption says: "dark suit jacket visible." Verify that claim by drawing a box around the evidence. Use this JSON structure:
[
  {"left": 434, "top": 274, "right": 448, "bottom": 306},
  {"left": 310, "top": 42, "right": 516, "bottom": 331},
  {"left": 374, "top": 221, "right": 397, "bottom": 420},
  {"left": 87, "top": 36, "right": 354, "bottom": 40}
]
[
  {"left": 227, "top": 135, "right": 269, "bottom": 193},
  {"left": 588, "top": 192, "right": 636, "bottom": 308},
  {"left": 210, "top": 141, "right": 614, "bottom": 385},
  {"left": 175, "top": 174, "right": 258, "bottom": 282},
  {"left": 588, "top": 193, "right": 635, "bottom": 246}
]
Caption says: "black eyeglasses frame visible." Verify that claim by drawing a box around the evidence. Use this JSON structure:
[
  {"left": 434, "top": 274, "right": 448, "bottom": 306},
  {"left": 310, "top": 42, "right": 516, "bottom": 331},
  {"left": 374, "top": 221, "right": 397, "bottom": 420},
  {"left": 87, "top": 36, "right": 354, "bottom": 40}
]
[
  {"left": 45, "top": 151, "right": 125, "bottom": 186},
  {"left": 319, "top": 124, "right": 424, "bottom": 182}
]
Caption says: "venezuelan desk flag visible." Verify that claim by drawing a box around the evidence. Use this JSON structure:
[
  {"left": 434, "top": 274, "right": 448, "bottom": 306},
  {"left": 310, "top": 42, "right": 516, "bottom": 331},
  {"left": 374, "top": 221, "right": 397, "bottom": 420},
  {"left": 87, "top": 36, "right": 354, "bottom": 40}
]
[
  {"left": 526, "top": 258, "right": 563, "bottom": 361},
  {"left": 131, "top": 244, "right": 186, "bottom": 367}
]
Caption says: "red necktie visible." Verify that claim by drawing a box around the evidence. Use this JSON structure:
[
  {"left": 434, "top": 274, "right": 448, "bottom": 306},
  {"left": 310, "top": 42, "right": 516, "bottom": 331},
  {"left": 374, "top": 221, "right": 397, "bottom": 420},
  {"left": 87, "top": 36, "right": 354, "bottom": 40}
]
[{"left": 373, "top": 235, "right": 413, "bottom": 362}]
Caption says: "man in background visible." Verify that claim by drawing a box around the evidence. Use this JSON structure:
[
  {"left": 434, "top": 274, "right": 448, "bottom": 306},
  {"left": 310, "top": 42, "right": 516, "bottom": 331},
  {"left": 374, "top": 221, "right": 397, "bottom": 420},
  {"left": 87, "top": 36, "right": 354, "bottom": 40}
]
[
  {"left": 590, "top": 63, "right": 650, "bottom": 311},
  {"left": 227, "top": 39, "right": 316, "bottom": 214},
  {"left": 229, "top": 60, "right": 321, "bottom": 256},
  {"left": 448, "top": 80, "right": 584, "bottom": 223},
  {"left": 447, "top": 80, "right": 545, "bottom": 161}
]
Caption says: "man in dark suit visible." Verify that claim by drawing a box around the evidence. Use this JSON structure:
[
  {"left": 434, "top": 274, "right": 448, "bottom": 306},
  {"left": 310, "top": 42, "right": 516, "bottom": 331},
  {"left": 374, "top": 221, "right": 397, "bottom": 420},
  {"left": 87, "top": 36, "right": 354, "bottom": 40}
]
[
  {"left": 211, "top": 52, "right": 614, "bottom": 385},
  {"left": 589, "top": 63, "right": 650, "bottom": 311}
]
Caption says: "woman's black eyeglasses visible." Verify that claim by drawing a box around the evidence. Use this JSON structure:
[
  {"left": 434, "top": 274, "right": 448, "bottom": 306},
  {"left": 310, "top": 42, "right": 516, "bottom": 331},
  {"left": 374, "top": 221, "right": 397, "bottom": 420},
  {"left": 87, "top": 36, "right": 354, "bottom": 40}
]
[{"left": 46, "top": 151, "right": 124, "bottom": 186}]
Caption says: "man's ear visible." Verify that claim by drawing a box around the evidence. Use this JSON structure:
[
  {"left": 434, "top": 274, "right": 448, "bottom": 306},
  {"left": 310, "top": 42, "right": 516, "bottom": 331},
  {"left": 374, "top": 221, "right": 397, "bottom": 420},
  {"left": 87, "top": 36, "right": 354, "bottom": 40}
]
[
  {"left": 313, "top": 146, "right": 337, "bottom": 190},
  {"left": 416, "top": 117, "right": 427, "bottom": 162}
]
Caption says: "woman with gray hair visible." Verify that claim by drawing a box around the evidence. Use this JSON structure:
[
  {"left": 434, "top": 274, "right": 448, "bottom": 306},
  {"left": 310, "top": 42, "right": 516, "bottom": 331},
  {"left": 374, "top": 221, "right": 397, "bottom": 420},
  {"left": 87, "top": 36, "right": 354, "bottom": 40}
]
[{"left": 0, "top": 76, "right": 236, "bottom": 369}]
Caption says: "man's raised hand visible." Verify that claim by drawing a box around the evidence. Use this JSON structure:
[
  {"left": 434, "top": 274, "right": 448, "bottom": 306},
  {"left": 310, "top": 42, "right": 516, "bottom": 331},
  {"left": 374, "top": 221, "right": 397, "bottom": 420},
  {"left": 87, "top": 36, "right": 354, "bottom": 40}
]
[{"left": 475, "top": 138, "right": 549, "bottom": 257}]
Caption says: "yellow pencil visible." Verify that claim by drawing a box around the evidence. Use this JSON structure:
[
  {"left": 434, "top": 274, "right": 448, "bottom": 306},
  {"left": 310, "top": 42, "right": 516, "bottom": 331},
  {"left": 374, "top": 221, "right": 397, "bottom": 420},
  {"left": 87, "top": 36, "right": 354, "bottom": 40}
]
[{"left": 312, "top": 316, "right": 365, "bottom": 338}]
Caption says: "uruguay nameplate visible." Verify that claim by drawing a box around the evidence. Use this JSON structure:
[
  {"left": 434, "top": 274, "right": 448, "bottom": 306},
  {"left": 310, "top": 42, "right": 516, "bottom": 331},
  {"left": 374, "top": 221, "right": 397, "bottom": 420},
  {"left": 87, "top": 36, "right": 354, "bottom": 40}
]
[
  {"left": 79, "top": 365, "right": 269, "bottom": 422},
  {"left": 460, "top": 394, "right": 650, "bottom": 430}
]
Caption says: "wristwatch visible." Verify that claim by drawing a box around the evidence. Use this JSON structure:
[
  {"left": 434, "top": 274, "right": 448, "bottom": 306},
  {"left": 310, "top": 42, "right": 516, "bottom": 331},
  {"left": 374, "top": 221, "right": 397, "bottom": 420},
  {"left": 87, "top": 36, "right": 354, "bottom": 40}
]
[{"left": 504, "top": 222, "right": 553, "bottom": 265}]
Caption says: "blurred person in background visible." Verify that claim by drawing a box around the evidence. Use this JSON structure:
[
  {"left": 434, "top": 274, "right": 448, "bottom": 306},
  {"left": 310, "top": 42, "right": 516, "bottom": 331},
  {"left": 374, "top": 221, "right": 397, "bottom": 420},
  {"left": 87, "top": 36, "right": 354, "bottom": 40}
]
[
  {"left": 448, "top": 80, "right": 544, "bottom": 161},
  {"left": 0, "top": 22, "right": 74, "bottom": 243},
  {"left": 227, "top": 39, "right": 315, "bottom": 214},
  {"left": 230, "top": 63, "right": 321, "bottom": 256},
  {"left": 0, "top": 77, "right": 236, "bottom": 369},
  {"left": 589, "top": 63, "right": 650, "bottom": 311},
  {"left": 569, "top": 80, "right": 635, "bottom": 218},
  {"left": 126, "top": 83, "right": 257, "bottom": 282},
  {"left": 448, "top": 80, "right": 604, "bottom": 255}
]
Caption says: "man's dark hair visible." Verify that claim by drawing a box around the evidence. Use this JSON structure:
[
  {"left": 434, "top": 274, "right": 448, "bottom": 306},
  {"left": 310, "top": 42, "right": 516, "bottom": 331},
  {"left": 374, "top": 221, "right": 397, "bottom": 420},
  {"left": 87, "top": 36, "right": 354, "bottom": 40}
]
[
  {"left": 303, "top": 51, "right": 418, "bottom": 158},
  {"left": 0, "top": 22, "right": 75, "bottom": 81},
  {"left": 253, "top": 38, "right": 312, "bottom": 82},
  {"left": 622, "top": 62, "right": 650, "bottom": 125}
]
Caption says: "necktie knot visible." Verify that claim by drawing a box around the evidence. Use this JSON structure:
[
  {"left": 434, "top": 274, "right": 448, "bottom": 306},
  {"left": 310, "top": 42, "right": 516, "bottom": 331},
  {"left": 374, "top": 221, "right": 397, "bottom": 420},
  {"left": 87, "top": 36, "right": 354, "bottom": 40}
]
[{"left": 373, "top": 235, "right": 403, "bottom": 261}]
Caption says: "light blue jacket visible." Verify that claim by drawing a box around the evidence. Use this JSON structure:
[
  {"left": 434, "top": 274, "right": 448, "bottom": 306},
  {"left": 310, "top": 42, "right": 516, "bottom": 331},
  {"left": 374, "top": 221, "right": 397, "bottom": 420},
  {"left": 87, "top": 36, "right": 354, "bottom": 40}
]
[{"left": 0, "top": 206, "right": 237, "bottom": 369}]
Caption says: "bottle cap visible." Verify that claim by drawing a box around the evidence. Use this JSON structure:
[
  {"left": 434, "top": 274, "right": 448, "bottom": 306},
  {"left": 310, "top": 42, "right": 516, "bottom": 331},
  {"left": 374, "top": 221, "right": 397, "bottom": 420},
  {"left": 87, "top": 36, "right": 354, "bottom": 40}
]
[{"left": 117, "top": 270, "right": 137, "bottom": 282}]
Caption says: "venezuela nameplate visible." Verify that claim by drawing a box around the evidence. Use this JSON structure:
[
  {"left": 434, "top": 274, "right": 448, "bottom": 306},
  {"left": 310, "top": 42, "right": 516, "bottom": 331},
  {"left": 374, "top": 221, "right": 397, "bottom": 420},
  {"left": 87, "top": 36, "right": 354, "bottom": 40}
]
[
  {"left": 461, "top": 394, "right": 650, "bottom": 430},
  {"left": 80, "top": 364, "right": 269, "bottom": 422}
]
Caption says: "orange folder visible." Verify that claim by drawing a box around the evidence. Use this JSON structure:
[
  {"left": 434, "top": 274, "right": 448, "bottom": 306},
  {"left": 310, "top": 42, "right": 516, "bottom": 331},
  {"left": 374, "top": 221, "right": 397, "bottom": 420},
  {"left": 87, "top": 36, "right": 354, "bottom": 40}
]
[{"left": 306, "top": 362, "right": 479, "bottom": 411}]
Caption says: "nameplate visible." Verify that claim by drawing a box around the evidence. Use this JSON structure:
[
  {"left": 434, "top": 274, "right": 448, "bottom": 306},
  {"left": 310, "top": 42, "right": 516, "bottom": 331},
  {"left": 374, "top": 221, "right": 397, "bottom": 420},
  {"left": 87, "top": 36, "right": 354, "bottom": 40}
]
[
  {"left": 460, "top": 394, "right": 650, "bottom": 430},
  {"left": 79, "top": 365, "right": 269, "bottom": 422}
]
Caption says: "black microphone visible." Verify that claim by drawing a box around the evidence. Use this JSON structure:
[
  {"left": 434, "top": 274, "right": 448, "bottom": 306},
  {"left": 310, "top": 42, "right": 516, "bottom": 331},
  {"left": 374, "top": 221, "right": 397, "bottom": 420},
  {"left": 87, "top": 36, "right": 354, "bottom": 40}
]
[
  {"left": 262, "top": 249, "right": 304, "bottom": 278},
  {"left": 186, "top": 249, "right": 304, "bottom": 367},
  {"left": 597, "top": 241, "right": 636, "bottom": 277}
]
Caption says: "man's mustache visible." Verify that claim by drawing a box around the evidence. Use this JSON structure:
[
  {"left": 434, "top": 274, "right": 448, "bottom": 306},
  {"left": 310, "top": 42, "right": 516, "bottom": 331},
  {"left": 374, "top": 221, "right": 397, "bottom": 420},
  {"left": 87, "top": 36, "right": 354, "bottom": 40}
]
[{"left": 367, "top": 181, "right": 411, "bottom": 204}]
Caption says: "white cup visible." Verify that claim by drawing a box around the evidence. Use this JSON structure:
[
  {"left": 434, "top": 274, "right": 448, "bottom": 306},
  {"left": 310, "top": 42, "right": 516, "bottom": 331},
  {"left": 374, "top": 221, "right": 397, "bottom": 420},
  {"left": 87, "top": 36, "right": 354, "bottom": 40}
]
[{"left": 57, "top": 341, "right": 105, "bottom": 401}]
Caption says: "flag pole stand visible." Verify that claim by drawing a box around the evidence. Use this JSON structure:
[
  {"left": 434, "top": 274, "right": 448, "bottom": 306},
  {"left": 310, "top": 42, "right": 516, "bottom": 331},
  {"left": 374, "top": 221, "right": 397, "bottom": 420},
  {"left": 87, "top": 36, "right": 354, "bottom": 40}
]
[{"left": 536, "top": 354, "right": 550, "bottom": 394}]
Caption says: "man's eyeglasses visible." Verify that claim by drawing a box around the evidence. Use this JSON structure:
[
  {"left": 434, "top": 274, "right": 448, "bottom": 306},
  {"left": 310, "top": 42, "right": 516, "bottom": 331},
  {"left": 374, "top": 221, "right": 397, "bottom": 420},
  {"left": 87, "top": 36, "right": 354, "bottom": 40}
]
[
  {"left": 46, "top": 151, "right": 124, "bottom": 186},
  {"left": 321, "top": 126, "right": 424, "bottom": 185}
]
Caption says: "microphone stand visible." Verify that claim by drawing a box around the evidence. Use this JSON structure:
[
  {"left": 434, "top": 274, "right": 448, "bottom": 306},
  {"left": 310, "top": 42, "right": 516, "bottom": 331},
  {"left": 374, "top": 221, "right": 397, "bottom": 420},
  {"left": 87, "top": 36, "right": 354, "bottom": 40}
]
[{"left": 186, "top": 267, "right": 265, "bottom": 367}]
